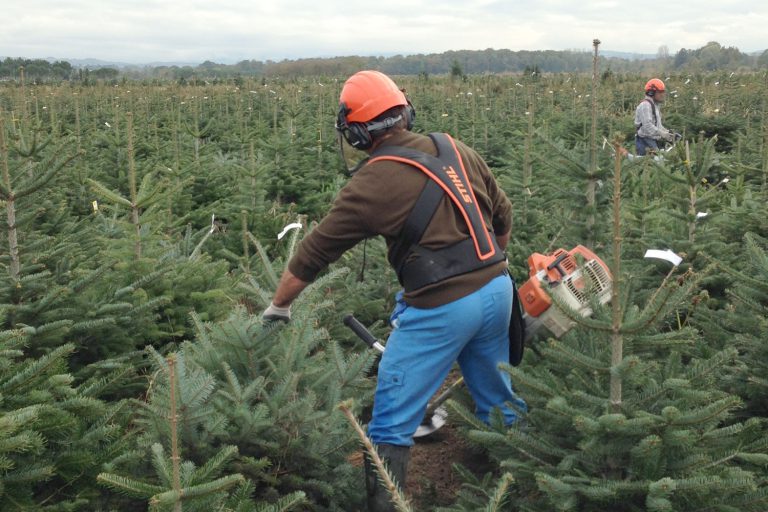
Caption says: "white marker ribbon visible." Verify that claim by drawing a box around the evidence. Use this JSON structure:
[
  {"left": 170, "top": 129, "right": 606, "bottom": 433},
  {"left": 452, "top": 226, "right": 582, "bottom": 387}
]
[
  {"left": 644, "top": 249, "right": 682, "bottom": 266},
  {"left": 277, "top": 222, "right": 302, "bottom": 240}
]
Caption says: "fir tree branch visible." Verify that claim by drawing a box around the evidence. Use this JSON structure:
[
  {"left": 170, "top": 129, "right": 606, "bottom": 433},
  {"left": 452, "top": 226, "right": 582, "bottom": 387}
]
[
  {"left": 484, "top": 472, "right": 515, "bottom": 512},
  {"left": 0, "top": 343, "right": 75, "bottom": 394},
  {"left": 338, "top": 400, "right": 413, "bottom": 512},
  {"left": 86, "top": 178, "right": 132, "bottom": 208},
  {"left": 149, "top": 474, "right": 247, "bottom": 508},
  {"left": 96, "top": 472, "right": 166, "bottom": 498}
]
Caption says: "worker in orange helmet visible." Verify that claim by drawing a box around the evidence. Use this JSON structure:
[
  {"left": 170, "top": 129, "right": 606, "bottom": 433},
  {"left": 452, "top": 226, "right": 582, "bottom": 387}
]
[
  {"left": 262, "top": 70, "right": 526, "bottom": 511},
  {"left": 634, "top": 78, "right": 679, "bottom": 156}
]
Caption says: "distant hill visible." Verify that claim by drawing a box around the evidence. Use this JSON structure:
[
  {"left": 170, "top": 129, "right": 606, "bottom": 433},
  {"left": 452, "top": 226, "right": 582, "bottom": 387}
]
[
  {"left": 0, "top": 56, "right": 199, "bottom": 69},
  {"left": 602, "top": 51, "right": 656, "bottom": 61}
]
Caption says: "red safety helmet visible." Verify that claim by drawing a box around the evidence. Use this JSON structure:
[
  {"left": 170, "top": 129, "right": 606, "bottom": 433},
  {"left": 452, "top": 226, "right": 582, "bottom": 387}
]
[
  {"left": 645, "top": 78, "right": 666, "bottom": 96},
  {"left": 339, "top": 70, "right": 408, "bottom": 123}
]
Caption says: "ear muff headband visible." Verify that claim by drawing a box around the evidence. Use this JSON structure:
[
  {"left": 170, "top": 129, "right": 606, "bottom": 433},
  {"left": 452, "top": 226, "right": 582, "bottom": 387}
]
[{"left": 336, "top": 98, "right": 417, "bottom": 150}]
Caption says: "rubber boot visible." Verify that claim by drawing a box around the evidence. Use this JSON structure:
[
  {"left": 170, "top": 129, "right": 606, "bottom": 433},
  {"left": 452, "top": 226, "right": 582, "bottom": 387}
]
[{"left": 364, "top": 443, "right": 410, "bottom": 512}]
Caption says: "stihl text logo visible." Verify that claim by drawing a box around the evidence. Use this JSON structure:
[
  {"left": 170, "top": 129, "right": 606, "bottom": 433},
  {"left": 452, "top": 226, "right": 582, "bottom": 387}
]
[{"left": 445, "top": 166, "right": 472, "bottom": 203}]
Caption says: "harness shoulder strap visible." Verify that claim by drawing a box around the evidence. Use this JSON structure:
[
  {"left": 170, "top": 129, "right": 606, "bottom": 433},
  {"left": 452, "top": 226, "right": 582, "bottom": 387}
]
[
  {"left": 645, "top": 98, "right": 658, "bottom": 126},
  {"left": 368, "top": 137, "right": 446, "bottom": 273},
  {"left": 636, "top": 98, "right": 658, "bottom": 133},
  {"left": 367, "top": 133, "right": 504, "bottom": 290},
  {"left": 374, "top": 150, "right": 443, "bottom": 273}
]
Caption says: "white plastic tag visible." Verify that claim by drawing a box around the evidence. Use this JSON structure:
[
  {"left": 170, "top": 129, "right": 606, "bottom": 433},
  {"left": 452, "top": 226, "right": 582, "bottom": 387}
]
[
  {"left": 277, "top": 222, "right": 302, "bottom": 240},
  {"left": 644, "top": 249, "right": 682, "bottom": 266}
]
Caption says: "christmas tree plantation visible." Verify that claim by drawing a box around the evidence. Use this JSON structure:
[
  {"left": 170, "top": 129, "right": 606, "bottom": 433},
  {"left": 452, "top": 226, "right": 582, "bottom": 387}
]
[{"left": 0, "top": 67, "right": 766, "bottom": 510}]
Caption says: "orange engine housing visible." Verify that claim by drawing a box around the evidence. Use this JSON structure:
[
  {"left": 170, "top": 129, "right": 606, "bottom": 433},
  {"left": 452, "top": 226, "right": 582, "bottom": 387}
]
[{"left": 518, "top": 245, "right": 611, "bottom": 318}]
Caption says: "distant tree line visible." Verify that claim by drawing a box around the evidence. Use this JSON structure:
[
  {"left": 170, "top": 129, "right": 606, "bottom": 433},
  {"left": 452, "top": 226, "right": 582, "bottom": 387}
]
[
  {"left": 141, "top": 43, "right": 768, "bottom": 80},
  {"left": 0, "top": 57, "right": 120, "bottom": 82},
  {"left": 674, "top": 41, "right": 767, "bottom": 71},
  {"left": 0, "top": 58, "right": 73, "bottom": 81},
  {"left": 2, "top": 42, "right": 767, "bottom": 83}
]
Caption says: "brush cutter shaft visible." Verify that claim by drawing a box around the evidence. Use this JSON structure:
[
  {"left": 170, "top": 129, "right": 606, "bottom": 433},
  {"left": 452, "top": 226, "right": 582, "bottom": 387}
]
[
  {"left": 423, "top": 377, "right": 464, "bottom": 417},
  {"left": 343, "top": 314, "right": 386, "bottom": 352}
]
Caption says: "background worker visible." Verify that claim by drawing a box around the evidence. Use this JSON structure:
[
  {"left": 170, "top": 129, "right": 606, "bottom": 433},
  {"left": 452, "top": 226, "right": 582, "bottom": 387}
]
[
  {"left": 262, "top": 70, "right": 526, "bottom": 512},
  {"left": 634, "top": 78, "right": 679, "bottom": 156}
]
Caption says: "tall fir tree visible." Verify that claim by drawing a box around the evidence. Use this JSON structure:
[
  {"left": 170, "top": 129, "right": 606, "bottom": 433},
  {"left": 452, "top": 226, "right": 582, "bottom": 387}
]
[{"left": 448, "top": 146, "right": 768, "bottom": 511}]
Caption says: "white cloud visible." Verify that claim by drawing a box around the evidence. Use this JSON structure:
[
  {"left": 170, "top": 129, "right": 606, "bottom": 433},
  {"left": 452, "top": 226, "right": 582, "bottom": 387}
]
[{"left": 1, "top": 0, "right": 766, "bottom": 63}]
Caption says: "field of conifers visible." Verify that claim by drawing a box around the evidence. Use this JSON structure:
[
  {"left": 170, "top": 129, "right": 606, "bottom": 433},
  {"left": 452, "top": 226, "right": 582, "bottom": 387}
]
[{"left": 0, "top": 69, "right": 767, "bottom": 511}]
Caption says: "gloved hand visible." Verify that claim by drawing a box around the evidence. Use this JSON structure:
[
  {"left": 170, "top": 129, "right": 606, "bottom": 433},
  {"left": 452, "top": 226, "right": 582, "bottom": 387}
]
[
  {"left": 262, "top": 302, "right": 291, "bottom": 323},
  {"left": 663, "top": 130, "right": 677, "bottom": 143}
]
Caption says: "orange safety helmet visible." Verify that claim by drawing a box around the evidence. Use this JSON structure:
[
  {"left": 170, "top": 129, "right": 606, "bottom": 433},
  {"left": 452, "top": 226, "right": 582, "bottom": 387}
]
[
  {"left": 336, "top": 70, "right": 414, "bottom": 151},
  {"left": 644, "top": 78, "right": 666, "bottom": 96},
  {"left": 339, "top": 70, "right": 408, "bottom": 123}
]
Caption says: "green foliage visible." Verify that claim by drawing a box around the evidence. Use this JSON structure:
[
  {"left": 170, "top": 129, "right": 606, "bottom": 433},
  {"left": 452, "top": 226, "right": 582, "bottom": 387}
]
[
  {"left": 98, "top": 351, "right": 253, "bottom": 511},
  {"left": 0, "top": 66, "right": 766, "bottom": 511},
  {"left": 692, "top": 233, "right": 768, "bottom": 416},
  {"left": 434, "top": 467, "right": 515, "bottom": 512},
  {"left": 102, "top": 248, "right": 375, "bottom": 510},
  {"left": 0, "top": 58, "right": 73, "bottom": 81},
  {"left": 0, "top": 328, "right": 130, "bottom": 510},
  {"left": 446, "top": 141, "right": 768, "bottom": 510},
  {"left": 0, "top": 110, "right": 233, "bottom": 371},
  {"left": 181, "top": 296, "right": 373, "bottom": 508}
]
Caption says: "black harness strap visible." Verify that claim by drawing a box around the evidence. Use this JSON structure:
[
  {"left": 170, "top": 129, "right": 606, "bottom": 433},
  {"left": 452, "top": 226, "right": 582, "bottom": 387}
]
[
  {"left": 386, "top": 169, "right": 443, "bottom": 277},
  {"left": 636, "top": 98, "right": 658, "bottom": 133}
]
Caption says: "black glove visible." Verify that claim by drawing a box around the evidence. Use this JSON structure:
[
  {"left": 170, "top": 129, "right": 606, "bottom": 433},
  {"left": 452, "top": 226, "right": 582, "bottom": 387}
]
[{"left": 262, "top": 302, "right": 291, "bottom": 323}]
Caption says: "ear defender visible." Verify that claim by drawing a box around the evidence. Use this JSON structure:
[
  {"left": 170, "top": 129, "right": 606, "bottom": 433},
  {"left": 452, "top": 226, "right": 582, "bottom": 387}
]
[
  {"left": 404, "top": 97, "right": 416, "bottom": 130},
  {"left": 336, "top": 102, "right": 374, "bottom": 150},
  {"left": 348, "top": 123, "right": 374, "bottom": 150}
]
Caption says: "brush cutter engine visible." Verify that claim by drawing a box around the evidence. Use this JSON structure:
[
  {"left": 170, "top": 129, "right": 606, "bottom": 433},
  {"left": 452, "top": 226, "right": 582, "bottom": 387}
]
[{"left": 518, "top": 245, "right": 612, "bottom": 339}]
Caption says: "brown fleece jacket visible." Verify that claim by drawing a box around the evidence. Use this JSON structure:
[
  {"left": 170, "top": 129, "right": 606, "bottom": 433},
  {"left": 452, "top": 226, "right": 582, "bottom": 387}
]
[{"left": 288, "top": 130, "right": 512, "bottom": 308}]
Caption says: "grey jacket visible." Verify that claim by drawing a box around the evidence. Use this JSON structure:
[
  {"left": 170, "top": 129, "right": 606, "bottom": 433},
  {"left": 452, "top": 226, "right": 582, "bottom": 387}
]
[{"left": 634, "top": 96, "right": 669, "bottom": 140}]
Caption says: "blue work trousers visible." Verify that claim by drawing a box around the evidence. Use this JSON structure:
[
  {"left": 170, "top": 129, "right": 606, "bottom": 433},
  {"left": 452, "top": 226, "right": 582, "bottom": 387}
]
[
  {"left": 367, "top": 273, "right": 527, "bottom": 446},
  {"left": 635, "top": 135, "right": 660, "bottom": 156}
]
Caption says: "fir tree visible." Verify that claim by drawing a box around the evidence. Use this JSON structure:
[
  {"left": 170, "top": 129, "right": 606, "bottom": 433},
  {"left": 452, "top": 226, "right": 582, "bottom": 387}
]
[
  {"left": 98, "top": 351, "right": 256, "bottom": 512},
  {"left": 101, "top": 235, "right": 376, "bottom": 510},
  {"left": 0, "top": 326, "right": 129, "bottom": 509},
  {"left": 694, "top": 232, "right": 768, "bottom": 416},
  {"left": 448, "top": 146, "right": 768, "bottom": 511},
  {"left": 0, "top": 113, "right": 166, "bottom": 368}
]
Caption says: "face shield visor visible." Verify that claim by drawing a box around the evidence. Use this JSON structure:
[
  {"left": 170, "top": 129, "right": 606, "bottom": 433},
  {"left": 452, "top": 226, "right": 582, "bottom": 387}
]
[
  {"left": 335, "top": 103, "right": 370, "bottom": 175},
  {"left": 336, "top": 129, "right": 371, "bottom": 175}
]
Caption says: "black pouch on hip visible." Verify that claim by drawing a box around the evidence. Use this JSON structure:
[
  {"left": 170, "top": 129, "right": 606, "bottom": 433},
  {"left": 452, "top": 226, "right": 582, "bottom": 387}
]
[{"left": 509, "top": 275, "right": 526, "bottom": 366}]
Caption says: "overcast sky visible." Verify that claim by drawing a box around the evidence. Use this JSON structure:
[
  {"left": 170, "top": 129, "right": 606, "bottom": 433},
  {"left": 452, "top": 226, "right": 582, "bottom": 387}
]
[{"left": 3, "top": 0, "right": 766, "bottom": 64}]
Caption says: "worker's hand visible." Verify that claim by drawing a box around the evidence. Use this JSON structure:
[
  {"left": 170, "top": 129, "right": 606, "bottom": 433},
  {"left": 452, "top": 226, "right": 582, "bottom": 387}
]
[
  {"left": 663, "top": 130, "right": 676, "bottom": 143},
  {"left": 262, "top": 302, "right": 291, "bottom": 323}
]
